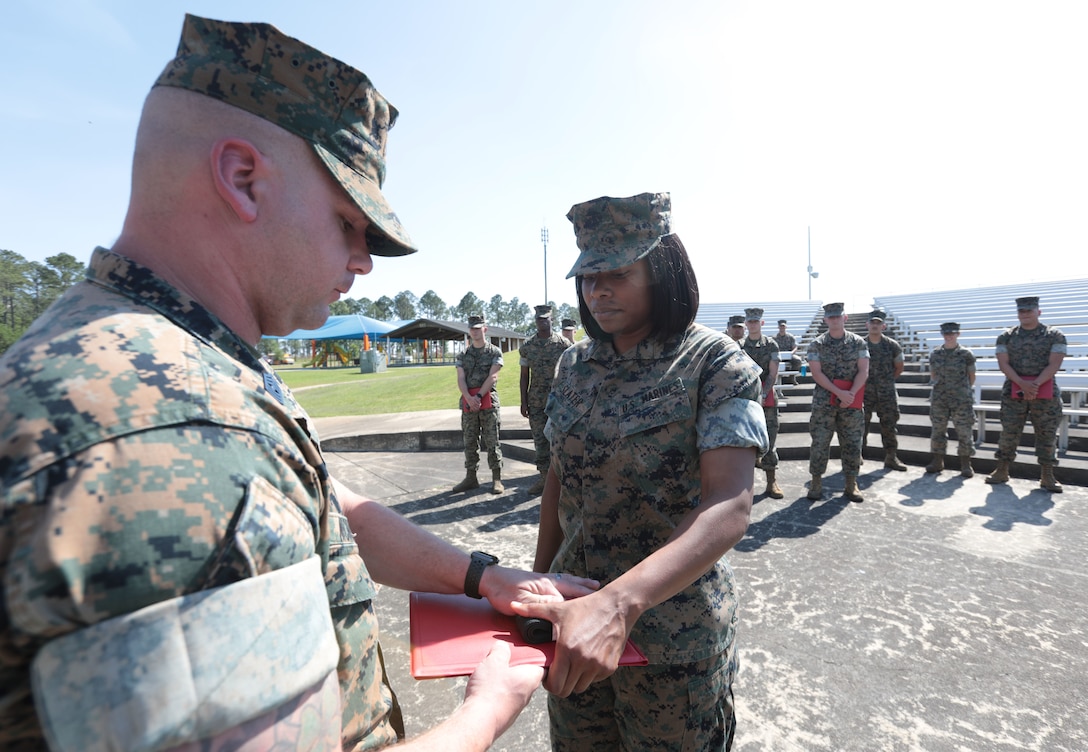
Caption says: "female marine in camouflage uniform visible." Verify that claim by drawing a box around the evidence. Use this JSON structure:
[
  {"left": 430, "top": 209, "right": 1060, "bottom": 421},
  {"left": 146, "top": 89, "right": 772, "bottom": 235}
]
[
  {"left": 521, "top": 193, "right": 767, "bottom": 751},
  {"left": 925, "top": 322, "right": 977, "bottom": 476}
]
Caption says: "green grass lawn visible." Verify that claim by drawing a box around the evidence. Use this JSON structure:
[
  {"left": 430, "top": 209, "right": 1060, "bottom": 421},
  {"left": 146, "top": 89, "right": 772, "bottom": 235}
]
[{"left": 278, "top": 351, "right": 523, "bottom": 417}]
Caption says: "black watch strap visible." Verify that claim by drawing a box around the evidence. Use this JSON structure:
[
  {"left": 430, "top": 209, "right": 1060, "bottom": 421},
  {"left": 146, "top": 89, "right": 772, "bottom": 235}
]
[{"left": 464, "top": 551, "right": 499, "bottom": 599}]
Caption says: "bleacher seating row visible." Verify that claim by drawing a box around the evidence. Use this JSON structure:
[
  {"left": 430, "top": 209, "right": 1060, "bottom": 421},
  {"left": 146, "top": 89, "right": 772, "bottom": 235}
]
[
  {"left": 972, "top": 372, "right": 1088, "bottom": 452},
  {"left": 920, "top": 327, "right": 1088, "bottom": 352},
  {"left": 874, "top": 278, "right": 1088, "bottom": 352},
  {"left": 696, "top": 301, "right": 825, "bottom": 336}
]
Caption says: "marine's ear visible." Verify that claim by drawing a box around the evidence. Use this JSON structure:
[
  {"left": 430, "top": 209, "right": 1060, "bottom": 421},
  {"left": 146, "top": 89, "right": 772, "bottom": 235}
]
[{"left": 209, "top": 138, "right": 267, "bottom": 223}]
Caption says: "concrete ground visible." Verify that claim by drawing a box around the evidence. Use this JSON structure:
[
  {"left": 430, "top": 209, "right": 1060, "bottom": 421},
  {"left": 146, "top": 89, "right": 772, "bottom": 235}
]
[{"left": 319, "top": 412, "right": 1087, "bottom": 752}]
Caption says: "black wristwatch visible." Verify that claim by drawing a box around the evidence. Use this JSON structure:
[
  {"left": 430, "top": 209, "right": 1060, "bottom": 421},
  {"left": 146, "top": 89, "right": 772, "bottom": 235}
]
[{"left": 464, "top": 551, "right": 499, "bottom": 599}]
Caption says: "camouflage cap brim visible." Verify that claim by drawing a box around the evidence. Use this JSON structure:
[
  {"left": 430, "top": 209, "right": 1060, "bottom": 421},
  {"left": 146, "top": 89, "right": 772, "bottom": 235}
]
[
  {"left": 565, "top": 237, "right": 663, "bottom": 279},
  {"left": 312, "top": 145, "right": 415, "bottom": 257}
]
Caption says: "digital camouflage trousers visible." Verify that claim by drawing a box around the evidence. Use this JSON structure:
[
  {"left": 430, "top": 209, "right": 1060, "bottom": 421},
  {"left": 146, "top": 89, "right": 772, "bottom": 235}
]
[
  {"left": 461, "top": 407, "right": 502, "bottom": 472},
  {"left": 809, "top": 405, "right": 865, "bottom": 476},
  {"left": 994, "top": 394, "right": 1062, "bottom": 466}
]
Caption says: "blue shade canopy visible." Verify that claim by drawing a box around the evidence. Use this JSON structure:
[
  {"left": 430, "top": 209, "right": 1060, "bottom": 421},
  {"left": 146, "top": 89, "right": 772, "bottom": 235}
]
[{"left": 276, "top": 314, "right": 398, "bottom": 340}]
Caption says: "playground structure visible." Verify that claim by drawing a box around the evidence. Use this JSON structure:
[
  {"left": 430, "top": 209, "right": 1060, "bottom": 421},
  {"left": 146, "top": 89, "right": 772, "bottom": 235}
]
[{"left": 307, "top": 340, "right": 353, "bottom": 368}]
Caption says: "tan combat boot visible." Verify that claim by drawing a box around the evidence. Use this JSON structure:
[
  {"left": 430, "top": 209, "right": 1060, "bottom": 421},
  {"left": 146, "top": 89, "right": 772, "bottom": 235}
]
[
  {"left": 924, "top": 455, "right": 944, "bottom": 474},
  {"left": 843, "top": 475, "right": 864, "bottom": 502},
  {"left": 807, "top": 474, "right": 823, "bottom": 501},
  {"left": 985, "top": 461, "right": 1010, "bottom": 485},
  {"left": 1040, "top": 465, "right": 1063, "bottom": 493},
  {"left": 527, "top": 473, "right": 546, "bottom": 495},
  {"left": 452, "top": 470, "right": 479, "bottom": 493},
  {"left": 490, "top": 470, "right": 504, "bottom": 494},
  {"left": 959, "top": 455, "right": 974, "bottom": 478},
  {"left": 765, "top": 468, "right": 784, "bottom": 499},
  {"left": 884, "top": 450, "right": 907, "bottom": 471}
]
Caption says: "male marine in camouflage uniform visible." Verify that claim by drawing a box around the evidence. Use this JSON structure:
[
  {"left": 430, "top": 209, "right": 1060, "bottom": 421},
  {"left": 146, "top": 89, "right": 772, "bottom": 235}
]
[
  {"left": 454, "top": 315, "right": 505, "bottom": 494},
  {"left": 774, "top": 319, "right": 802, "bottom": 381},
  {"left": 806, "top": 302, "right": 870, "bottom": 502},
  {"left": 925, "top": 322, "right": 977, "bottom": 477},
  {"left": 561, "top": 317, "right": 578, "bottom": 344},
  {"left": 727, "top": 314, "right": 745, "bottom": 342},
  {"left": 0, "top": 15, "right": 587, "bottom": 750},
  {"left": 742, "top": 307, "right": 784, "bottom": 498},
  {"left": 519, "top": 305, "right": 570, "bottom": 494},
  {"left": 985, "top": 296, "right": 1067, "bottom": 492},
  {"left": 863, "top": 310, "right": 907, "bottom": 470}
]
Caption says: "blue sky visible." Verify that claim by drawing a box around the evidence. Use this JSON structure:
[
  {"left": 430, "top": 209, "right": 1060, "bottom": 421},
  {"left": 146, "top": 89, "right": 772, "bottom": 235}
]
[{"left": 2, "top": 0, "right": 1085, "bottom": 315}]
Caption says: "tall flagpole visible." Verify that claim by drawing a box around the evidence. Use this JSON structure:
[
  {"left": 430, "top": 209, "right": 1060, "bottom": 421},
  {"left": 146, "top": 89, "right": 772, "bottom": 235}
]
[{"left": 541, "top": 225, "right": 549, "bottom": 304}]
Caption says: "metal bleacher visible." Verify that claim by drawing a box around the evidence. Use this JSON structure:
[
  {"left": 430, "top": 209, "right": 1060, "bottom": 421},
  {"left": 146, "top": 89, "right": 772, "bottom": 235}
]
[
  {"left": 874, "top": 278, "right": 1088, "bottom": 355},
  {"left": 696, "top": 301, "right": 825, "bottom": 341}
]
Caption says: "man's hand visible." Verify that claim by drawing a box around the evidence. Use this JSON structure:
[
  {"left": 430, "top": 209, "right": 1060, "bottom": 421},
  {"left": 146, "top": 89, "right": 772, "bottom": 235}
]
[
  {"left": 520, "top": 403, "right": 530, "bottom": 418},
  {"left": 1019, "top": 379, "right": 1040, "bottom": 400},
  {"left": 405, "top": 641, "right": 544, "bottom": 750},
  {"left": 480, "top": 567, "right": 598, "bottom": 615},
  {"left": 463, "top": 393, "right": 483, "bottom": 412},
  {"left": 510, "top": 589, "right": 632, "bottom": 697},
  {"left": 459, "top": 641, "right": 545, "bottom": 740}
]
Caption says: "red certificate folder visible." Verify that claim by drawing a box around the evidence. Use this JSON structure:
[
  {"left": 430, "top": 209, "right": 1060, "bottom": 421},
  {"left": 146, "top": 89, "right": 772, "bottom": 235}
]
[
  {"left": 408, "top": 592, "right": 649, "bottom": 679},
  {"left": 1011, "top": 377, "right": 1054, "bottom": 400},
  {"left": 830, "top": 379, "right": 864, "bottom": 408},
  {"left": 461, "top": 387, "right": 493, "bottom": 412}
]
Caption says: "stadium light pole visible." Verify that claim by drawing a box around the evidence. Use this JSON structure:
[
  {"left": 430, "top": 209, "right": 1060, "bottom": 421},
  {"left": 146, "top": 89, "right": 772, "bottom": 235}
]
[
  {"left": 541, "top": 225, "right": 549, "bottom": 305},
  {"left": 807, "top": 225, "right": 819, "bottom": 299}
]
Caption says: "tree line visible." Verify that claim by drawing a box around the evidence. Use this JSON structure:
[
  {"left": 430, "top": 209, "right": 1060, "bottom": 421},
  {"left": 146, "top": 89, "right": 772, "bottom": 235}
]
[
  {"left": 0, "top": 250, "right": 85, "bottom": 354},
  {"left": 0, "top": 249, "right": 579, "bottom": 355},
  {"left": 329, "top": 290, "right": 579, "bottom": 333}
]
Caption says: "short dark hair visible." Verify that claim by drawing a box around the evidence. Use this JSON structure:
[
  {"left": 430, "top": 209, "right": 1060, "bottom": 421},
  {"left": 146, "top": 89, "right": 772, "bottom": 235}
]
[{"left": 576, "top": 234, "right": 699, "bottom": 343}]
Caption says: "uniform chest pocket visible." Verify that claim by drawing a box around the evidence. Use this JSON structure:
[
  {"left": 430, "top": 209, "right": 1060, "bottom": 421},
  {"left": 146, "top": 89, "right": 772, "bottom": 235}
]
[
  {"left": 546, "top": 389, "right": 592, "bottom": 434},
  {"left": 620, "top": 380, "right": 693, "bottom": 438}
]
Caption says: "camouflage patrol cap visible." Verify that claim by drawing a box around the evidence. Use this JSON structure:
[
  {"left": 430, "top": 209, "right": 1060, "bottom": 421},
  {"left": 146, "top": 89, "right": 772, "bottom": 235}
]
[
  {"left": 534, "top": 305, "right": 553, "bottom": 319},
  {"left": 565, "top": 192, "right": 671, "bottom": 278},
  {"left": 868, "top": 310, "right": 886, "bottom": 322},
  {"left": 778, "top": 319, "right": 787, "bottom": 326},
  {"left": 561, "top": 318, "right": 577, "bottom": 330},
  {"left": 153, "top": 14, "right": 416, "bottom": 257},
  {"left": 823, "top": 302, "right": 845, "bottom": 317},
  {"left": 727, "top": 315, "right": 745, "bottom": 327},
  {"left": 1015, "top": 296, "right": 1040, "bottom": 310},
  {"left": 468, "top": 315, "right": 486, "bottom": 329},
  {"left": 744, "top": 307, "right": 764, "bottom": 321},
  {"left": 940, "top": 322, "right": 960, "bottom": 334}
]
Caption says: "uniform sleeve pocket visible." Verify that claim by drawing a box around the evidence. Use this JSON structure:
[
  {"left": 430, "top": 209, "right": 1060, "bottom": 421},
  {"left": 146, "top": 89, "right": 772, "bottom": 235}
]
[{"left": 202, "top": 476, "right": 318, "bottom": 588}]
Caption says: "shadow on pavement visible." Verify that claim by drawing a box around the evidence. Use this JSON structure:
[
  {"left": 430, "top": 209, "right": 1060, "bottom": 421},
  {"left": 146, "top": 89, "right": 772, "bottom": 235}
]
[
  {"left": 736, "top": 495, "right": 849, "bottom": 552},
  {"left": 969, "top": 485, "right": 1055, "bottom": 532}
]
